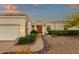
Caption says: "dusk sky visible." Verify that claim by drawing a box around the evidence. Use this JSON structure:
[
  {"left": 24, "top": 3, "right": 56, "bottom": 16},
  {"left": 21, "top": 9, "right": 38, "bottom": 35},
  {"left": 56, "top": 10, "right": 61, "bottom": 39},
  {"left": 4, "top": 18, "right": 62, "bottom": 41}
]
[{"left": 0, "top": 4, "right": 79, "bottom": 21}]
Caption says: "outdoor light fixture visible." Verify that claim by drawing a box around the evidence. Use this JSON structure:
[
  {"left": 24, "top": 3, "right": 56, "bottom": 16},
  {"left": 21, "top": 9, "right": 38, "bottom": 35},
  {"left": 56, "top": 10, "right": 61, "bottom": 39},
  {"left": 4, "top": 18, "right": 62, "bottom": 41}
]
[{"left": 20, "top": 26, "right": 25, "bottom": 33}]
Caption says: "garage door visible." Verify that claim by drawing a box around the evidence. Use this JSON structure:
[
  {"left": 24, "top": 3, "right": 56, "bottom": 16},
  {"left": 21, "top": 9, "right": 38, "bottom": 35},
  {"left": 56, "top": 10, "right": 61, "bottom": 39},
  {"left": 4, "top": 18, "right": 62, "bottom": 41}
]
[{"left": 0, "top": 25, "right": 20, "bottom": 40}]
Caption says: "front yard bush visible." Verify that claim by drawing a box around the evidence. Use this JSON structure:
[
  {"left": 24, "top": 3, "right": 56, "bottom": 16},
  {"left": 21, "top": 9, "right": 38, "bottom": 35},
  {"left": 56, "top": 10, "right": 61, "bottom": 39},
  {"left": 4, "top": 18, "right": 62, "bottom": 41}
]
[
  {"left": 17, "top": 30, "right": 37, "bottom": 44},
  {"left": 48, "top": 30, "right": 79, "bottom": 36},
  {"left": 17, "top": 33, "right": 36, "bottom": 44},
  {"left": 18, "top": 37, "right": 26, "bottom": 44},
  {"left": 30, "top": 30, "right": 37, "bottom": 34}
]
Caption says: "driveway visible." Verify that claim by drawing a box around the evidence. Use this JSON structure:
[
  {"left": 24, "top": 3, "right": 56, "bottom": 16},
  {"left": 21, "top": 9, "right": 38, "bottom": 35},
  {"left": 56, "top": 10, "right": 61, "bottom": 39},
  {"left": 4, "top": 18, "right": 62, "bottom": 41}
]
[
  {"left": 0, "top": 35, "right": 44, "bottom": 54},
  {"left": 0, "top": 41, "right": 15, "bottom": 53},
  {"left": 42, "top": 35, "right": 79, "bottom": 54}
]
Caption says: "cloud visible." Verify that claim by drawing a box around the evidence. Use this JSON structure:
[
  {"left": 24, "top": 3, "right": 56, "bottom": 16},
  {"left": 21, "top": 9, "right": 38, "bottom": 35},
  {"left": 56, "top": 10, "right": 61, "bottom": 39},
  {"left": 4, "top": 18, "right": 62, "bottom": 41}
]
[
  {"left": 1, "top": 4, "right": 20, "bottom": 13},
  {"left": 0, "top": 4, "right": 39, "bottom": 13}
]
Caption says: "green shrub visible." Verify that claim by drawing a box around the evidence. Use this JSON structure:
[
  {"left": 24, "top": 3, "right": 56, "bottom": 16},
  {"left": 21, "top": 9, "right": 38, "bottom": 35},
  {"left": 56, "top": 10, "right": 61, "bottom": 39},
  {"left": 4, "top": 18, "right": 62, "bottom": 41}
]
[
  {"left": 48, "top": 30, "right": 79, "bottom": 36},
  {"left": 18, "top": 37, "right": 27, "bottom": 44},
  {"left": 30, "top": 30, "right": 36, "bottom": 34},
  {"left": 17, "top": 30, "right": 37, "bottom": 44},
  {"left": 30, "top": 33, "right": 36, "bottom": 39},
  {"left": 17, "top": 33, "right": 36, "bottom": 44}
]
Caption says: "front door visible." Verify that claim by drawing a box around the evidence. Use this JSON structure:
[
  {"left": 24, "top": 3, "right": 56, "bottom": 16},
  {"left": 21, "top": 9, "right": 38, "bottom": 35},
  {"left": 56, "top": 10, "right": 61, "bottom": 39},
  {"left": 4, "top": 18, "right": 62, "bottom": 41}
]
[{"left": 36, "top": 25, "right": 42, "bottom": 34}]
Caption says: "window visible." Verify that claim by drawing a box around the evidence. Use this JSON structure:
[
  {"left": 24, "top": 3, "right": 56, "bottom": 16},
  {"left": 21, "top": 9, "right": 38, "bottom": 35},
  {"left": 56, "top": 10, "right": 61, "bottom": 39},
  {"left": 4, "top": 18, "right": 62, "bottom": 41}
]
[{"left": 47, "top": 26, "right": 51, "bottom": 31}]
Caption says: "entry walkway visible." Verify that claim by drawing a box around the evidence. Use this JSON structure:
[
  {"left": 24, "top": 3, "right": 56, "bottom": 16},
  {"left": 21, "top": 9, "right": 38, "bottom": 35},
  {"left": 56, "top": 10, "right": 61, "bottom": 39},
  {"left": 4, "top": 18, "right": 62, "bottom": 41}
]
[
  {"left": 36, "top": 35, "right": 53, "bottom": 53},
  {"left": 30, "top": 34, "right": 44, "bottom": 52}
]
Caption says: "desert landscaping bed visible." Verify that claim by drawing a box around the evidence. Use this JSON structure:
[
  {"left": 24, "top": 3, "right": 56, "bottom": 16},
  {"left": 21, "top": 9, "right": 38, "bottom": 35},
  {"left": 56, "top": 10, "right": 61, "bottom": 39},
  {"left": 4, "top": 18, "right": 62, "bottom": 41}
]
[{"left": 40, "top": 35, "right": 79, "bottom": 54}]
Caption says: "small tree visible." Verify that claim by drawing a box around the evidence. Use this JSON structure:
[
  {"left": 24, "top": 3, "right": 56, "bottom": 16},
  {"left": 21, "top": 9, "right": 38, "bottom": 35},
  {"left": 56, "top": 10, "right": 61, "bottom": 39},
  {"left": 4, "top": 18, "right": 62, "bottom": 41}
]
[{"left": 64, "top": 13, "right": 79, "bottom": 30}]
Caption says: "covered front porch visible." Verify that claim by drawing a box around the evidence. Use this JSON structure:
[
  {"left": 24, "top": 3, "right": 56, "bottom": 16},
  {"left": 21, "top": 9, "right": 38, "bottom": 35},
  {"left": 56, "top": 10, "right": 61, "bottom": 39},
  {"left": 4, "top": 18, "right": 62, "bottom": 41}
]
[{"left": 31, "top": 21, "right": 47, "bottom": 35}]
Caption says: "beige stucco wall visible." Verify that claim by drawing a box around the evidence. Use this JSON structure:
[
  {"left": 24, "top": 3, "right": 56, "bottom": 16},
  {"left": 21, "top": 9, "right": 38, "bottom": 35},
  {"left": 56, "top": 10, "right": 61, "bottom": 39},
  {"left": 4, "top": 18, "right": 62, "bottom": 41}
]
[
  {"left": 55, "top": 22, "right": 65, "bottom": 30},
  {"left": 0, "top": 16, "right": 27, "bottom": 37},
  {"left": 45, "top": 22, "right": 66, "bottom": 30},
  {"left": 27, "top": 21, "right": 33, "bottom": 35}
]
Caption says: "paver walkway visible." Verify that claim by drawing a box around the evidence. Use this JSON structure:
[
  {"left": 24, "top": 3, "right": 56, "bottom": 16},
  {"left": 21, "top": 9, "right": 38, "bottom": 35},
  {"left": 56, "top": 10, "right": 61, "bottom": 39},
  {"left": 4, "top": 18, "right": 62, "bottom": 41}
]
[{"left": 30, "top": 35, "right": 44, "bottom": 52}]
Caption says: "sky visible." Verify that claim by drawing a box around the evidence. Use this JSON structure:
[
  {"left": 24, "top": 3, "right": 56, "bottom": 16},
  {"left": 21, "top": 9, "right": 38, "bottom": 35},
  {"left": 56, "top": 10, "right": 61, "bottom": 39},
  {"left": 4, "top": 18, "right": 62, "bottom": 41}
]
[{"left": 0, "top": 4, "right": 79, "bottom": 21}]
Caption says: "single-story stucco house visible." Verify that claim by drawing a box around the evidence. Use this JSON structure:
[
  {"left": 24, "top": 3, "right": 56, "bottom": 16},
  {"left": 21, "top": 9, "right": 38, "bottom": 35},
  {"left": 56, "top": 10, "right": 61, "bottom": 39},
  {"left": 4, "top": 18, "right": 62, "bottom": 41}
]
[
  {"left": 0, "top": 13, "right": 32, "bottom": 41},
  {"left": 31, "top": 20, "right": 79, "bottom": 35},
  {"left": 0, "top": 13, "right": 79, "bottom": 41}
]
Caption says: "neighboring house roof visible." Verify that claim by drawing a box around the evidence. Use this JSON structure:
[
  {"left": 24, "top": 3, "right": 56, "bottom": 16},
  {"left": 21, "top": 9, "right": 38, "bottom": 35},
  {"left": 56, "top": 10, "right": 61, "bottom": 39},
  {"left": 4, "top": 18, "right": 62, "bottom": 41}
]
[
  {"left": 31, "top": 20, "right": 71, "bottom": 25},
  {"left": 42, "top": 20, "right": 70, "bottom": 23}
]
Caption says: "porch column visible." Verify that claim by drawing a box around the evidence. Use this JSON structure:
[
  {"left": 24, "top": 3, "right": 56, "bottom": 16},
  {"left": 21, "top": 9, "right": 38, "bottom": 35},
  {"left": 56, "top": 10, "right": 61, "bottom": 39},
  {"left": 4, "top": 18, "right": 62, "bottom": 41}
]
[
  {"left": 27, "top": 21, "right": 32, "bottom": 35},
  {"left": 34, "top": 25, "right": 37, "bottom": 31},
  {"left": 42, "top": 25, "right": 45, "bottom": 35}
]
